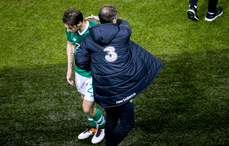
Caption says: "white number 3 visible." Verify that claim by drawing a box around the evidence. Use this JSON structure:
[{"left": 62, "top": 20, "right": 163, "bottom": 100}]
[{"left": 104, "top": 46, "right": 118, "bottom": 62}]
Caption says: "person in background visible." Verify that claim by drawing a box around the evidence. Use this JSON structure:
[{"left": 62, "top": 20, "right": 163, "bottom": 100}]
[{"left": 187, "top": 0, "right": 223, "bottom": 21}]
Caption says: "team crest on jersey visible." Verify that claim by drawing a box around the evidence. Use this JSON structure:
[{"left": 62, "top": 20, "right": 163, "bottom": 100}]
[{"left": 73, "top": 38, "right": 77, "bottom": 41}]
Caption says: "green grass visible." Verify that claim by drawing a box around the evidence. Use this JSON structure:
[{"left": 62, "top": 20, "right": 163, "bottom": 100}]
[{"left": 0, "top": 0, "right": 229, "bottom": 145}]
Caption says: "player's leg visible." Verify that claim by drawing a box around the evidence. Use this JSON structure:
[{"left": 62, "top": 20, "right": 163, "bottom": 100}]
[
  {"left": 83, "top": 81, "right": 106, "bottom": 144},
  {"left": 82, "top": 99, "right": 96, "bottom": 116},
  {"left": 75, "top": 73, "right": 97, "bottom": 140},
  {"left": 83, "top": 82, "right": 106, "bottom": 128},
  {"left": 77, "top": 94, "right": 98, "bottom": 140},
  {"left": 187, "top": 0, "right": 199, "bottom": 20}
]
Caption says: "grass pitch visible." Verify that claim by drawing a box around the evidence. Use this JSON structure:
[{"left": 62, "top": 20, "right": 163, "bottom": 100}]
[{"left": 0, "top": 0, "right": 228, "bottom": 145}]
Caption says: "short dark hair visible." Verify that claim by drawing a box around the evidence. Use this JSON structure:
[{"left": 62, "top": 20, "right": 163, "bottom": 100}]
[
  {"left": 63, "top": 8, "right": 83, "bottom": 26},
  {"left": 99, "top": 5, "right": 117, "bottom": 24}
]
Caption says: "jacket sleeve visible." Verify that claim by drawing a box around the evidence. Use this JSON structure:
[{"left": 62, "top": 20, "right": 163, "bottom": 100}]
[{"left": 75, "top": 38, "right": 91, "bottom": 71}]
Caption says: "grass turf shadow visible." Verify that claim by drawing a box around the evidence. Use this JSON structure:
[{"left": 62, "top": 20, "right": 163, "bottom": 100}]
[
  {"left": 0, "top": 49, "right": 228, "bottom": 145},
  {"left": 131, "top": 49, "right": 229, "bottom": 145},
  {"left": 0, "top": 64, "right": 105, "bottom": 145}
]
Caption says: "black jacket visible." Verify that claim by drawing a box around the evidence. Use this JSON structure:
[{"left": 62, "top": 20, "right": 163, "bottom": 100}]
[{"left": 75, "top": 19, "right": 164, "bottom": 108}]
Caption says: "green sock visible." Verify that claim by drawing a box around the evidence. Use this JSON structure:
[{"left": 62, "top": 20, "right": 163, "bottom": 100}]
[
  {"left": 91, "top": 108, "right": 106, "bottom": 128},
  {"left": 86, "top": 103, "right": 99, "bottom": 128},
  {"left": 87, "top": 115, "right": 97, "bottom": 128}
]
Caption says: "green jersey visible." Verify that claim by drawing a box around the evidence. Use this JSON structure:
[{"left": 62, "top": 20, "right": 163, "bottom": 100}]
[{"left": 66, "top": 21, "right": 97, "bottom": 78}]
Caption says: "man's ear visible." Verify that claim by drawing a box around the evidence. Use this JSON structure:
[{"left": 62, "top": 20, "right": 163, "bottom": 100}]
[
  {"left": 72, "top": 25, "right": 77, "bottom": 29},
  {"left": 112, "top": 18, "right": 117, "bottom": 24},
  {"left": 77, "top": 21, "right": 82, "bottom": 27}
]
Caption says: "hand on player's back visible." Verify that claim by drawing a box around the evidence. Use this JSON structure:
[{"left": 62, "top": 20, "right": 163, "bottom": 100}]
[{"left": 85, "top": 15, "right": 99, "bottom": 21}]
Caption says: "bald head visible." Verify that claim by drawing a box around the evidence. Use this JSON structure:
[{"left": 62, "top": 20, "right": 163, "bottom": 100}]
[{"left": 99, "top": 5, "right": 117, "bottom": 24}]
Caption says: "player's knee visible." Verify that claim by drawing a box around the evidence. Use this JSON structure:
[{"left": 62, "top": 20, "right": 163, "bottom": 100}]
[
  {"left": 82, "top": 100, "right": 95, "bottom": 116},
  {"left": 83, "top": 106, "right": 90, "bottom": 115},
  {"left": 83, "top": 106, "right": 95, "bottom": 116}
]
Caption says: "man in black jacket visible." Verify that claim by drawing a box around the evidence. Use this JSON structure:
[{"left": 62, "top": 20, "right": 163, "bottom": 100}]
[{"left": 75, "top": 5, "right": 163, "bottom": 145}]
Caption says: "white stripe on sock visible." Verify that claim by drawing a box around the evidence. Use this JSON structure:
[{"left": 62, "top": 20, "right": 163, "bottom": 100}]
[
  {"left": 98, "top": 119, "right": 106, "bottom": 126},
  {"left": 96, "top": 116, "right": 103, "bottom": 123},
  {"left": 88, "top": 118, "right": 94, "bottom": 121},
  {"left": 95, "top": 116, "right": 106, "bottom": 126}
]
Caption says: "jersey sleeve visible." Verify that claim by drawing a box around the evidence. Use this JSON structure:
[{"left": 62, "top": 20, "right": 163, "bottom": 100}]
[
  {"left": 89, "top": 21, "right": 98, "bottom": 27},
  {"left": 65, "top": 29, "right": 73, "bottom": 42}
]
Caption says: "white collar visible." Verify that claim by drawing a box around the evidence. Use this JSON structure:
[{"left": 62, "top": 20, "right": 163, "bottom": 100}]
[{"left": 78, "top": 21, "right": 89, "bottom": 35}]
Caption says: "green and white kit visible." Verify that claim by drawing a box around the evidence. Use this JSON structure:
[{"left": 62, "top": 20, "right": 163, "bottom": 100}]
[{"left": 66, "top": 20, "right": 97, "bottom": 101}]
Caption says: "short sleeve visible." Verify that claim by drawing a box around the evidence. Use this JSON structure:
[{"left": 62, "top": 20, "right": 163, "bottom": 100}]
[{"left": 65, "top": 29, "right": 72, "bottom": 42}]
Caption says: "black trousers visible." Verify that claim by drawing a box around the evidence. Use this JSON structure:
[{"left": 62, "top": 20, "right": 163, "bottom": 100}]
[
  {"left": 189, "top": 0, "right": 218, "bottom": 12},
  {"left": 105, "top": 101, "right": 135, "bottom": 146}
]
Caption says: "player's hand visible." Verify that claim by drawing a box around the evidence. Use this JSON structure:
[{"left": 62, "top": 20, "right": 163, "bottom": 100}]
[
  {"left": 85, "top": 15, "right": 99, "bottom": 21},
  {"left": 67, "top": 70, "right": 74, "bottom": 86}
]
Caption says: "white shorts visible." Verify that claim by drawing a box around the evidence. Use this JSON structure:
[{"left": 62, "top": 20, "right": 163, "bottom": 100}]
[{"left": 75, "top": 72, "right": 94, "bottom": 101}]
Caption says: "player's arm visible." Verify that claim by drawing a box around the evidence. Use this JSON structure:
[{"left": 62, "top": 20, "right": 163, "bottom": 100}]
[
  {"left": 66, "top": 41, "right": 75, "bottom": 86},
  {"left": 84, "top": 15, "right": 100, "bottom": 21}
]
